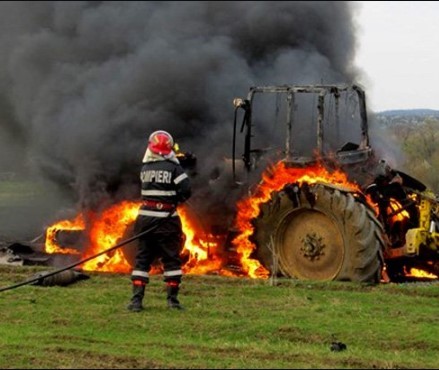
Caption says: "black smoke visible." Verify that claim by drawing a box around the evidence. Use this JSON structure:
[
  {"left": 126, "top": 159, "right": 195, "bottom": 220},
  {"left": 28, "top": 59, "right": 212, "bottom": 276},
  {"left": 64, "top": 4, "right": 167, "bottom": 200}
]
[{"left": 0, "top": 1, "right": 363, "bottom": 236}]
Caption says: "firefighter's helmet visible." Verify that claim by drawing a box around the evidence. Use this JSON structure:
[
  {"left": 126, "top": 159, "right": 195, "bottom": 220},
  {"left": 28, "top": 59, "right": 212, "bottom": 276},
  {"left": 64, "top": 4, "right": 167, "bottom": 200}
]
[{"left": 148, "top": 130, "right": 174, "bottom": 156}]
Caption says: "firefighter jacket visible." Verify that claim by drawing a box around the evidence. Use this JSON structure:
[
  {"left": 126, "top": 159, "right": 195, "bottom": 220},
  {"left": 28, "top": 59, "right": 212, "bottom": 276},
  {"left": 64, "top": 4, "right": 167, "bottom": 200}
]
[{"left": 138, "top": 149, "right": 191, "bottom": 217}]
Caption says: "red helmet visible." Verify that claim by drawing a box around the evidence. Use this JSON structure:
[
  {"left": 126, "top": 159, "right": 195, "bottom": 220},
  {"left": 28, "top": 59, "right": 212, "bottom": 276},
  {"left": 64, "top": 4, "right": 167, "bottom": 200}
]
[{"left": 148, "top": 130, "right": 174, "bottom": 155}]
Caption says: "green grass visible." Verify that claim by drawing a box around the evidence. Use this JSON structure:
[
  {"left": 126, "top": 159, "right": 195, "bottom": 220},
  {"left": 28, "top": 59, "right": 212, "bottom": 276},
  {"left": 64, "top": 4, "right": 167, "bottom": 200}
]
[{"left": 0, "top": 265, "right": 438, "bottom": 369}]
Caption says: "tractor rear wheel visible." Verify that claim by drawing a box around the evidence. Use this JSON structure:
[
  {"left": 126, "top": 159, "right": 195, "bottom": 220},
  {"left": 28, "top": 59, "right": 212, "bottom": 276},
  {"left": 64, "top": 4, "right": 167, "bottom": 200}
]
[{"left": 252, "top": 183, "right": 385, "bottom": 283}]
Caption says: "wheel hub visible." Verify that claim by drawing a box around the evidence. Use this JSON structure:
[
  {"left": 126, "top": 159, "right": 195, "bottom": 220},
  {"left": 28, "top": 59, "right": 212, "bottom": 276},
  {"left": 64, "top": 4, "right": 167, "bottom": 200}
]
[
  {"left": 276, "top": 209, "right": 344, "bottom": 280},
  {"left": 301, "top": 232, "right": 325, "bottom": 260}
]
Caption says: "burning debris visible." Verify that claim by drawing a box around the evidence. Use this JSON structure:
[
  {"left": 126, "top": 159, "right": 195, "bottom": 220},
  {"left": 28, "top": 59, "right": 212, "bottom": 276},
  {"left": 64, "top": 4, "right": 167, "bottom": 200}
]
[
  {"left": 0, "top": 241, "right": 50, "bottom": 267},
  {"left": 40, "top": 200, "right": 240, "bottom": 277}
]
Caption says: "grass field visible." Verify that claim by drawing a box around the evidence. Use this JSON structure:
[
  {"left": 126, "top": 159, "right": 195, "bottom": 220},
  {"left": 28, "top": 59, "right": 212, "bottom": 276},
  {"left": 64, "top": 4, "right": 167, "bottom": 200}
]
[{"left": 0, "top": 265, "right": 438, "bottom": 369}]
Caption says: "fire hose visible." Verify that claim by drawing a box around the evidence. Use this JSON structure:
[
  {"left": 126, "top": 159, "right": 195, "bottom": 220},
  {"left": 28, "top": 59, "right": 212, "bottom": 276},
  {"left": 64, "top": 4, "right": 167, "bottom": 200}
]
[{"left": 0, "top": 220, "right": 162, "bottom": 293}]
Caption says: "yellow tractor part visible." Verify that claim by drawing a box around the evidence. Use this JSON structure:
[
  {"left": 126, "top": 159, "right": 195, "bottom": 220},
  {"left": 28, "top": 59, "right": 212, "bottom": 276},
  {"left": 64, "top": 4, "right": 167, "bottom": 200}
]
[{"left": 405, "top": 196, "right": 439, "bottom": 255}]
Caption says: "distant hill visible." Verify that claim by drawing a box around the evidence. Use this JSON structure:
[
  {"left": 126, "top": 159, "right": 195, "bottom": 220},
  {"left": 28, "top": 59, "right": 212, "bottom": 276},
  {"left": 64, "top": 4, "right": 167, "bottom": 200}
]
[
  {"left": 371, "top": 109, "right": 439, "bottom": 126},
  {"left": 376, "top": 109, "right": 439, "bottom": 117}
]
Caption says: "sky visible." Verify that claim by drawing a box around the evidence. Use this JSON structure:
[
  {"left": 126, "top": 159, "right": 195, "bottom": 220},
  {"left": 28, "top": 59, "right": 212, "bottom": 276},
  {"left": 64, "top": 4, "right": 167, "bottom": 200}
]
[{"left": 354, "top": 1, "right": 439, "bottom": 112}]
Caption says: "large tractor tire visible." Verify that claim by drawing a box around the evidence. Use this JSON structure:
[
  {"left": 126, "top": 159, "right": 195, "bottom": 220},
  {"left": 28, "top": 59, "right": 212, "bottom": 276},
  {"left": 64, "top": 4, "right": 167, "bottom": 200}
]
[{"left": 252, "top": 183, "right": 385, "bottom": 283}]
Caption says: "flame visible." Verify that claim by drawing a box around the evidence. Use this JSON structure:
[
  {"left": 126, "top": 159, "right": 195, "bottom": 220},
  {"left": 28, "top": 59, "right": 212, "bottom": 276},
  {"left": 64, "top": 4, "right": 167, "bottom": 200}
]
[
  {"left": 178, "top": 205, "right": 228, "bottom": 275},
  {"left": 388, "top": 198, "right": 410, "bottom": 222},
  {"left": 44, "top": 161, "right": 363, "bottom": 278},
  {"left": 44, "top": 201, "right": 232, "bottom": 275},
  {"left": 232, "top": 161, "right": 363, "bottom": 278},
  {"left": 43, "top": 159, "right": 434, "bottom": 283},
  {"left": 408, "top": 268, "right": 438, "bottom": 279},
  {"left": 81, "top": 201, "right": 141, "bottom": 273},
  {"left": 45, "top": 214, "right": 85, "bottom": 254}
]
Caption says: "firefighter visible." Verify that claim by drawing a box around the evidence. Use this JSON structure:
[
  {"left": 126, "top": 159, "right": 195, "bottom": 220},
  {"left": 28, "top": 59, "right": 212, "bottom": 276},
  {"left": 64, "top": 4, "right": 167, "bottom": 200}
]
[{"left": 127, "top": 130, "right": 192, "bottom": 312}]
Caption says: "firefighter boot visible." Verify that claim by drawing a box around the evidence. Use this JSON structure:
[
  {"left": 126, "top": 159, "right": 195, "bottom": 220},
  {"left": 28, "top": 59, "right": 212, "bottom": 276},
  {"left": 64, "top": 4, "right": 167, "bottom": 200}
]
[
  {"left": 127, "top": 282, "right": 145, "bottom": 312},
  {"left": 166, "top": 282, "right": 184, "bottom": 310}
]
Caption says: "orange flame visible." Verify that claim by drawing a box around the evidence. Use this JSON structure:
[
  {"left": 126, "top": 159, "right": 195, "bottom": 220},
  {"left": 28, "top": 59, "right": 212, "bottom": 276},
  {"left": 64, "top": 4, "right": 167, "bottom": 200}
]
[
  {"left": 44, "top": 161, "right": 365, "bottom": 278},
  {"left": 408, "top": 267, "right": 438, "bottom": 279},
  {"left": 43, "top": 160, "right": 436, "bottom": 283},
  {"left": 44, "top": 202, "right": 232, "bottom": 275},
  {"left": 388, "top": 198, "right": 410, "bottom": 222},
  {"left": 232, "top": 161, "right": 363, "bottom": 278},
  {"left": 81, "top": 201, "right": 141, "bottom": 273},
  {"left": 178, "top": 205, "right": 228, "bottom": 275},
  {"left": 45, "top": 214, "right": 85, "bottom": 254}
]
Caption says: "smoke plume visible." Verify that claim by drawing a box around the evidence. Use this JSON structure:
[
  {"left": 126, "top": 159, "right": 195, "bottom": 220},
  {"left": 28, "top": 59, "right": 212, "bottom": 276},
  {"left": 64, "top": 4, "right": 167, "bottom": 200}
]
[{"left": 0, "top": 1, "right": 363, "bottom": 235}]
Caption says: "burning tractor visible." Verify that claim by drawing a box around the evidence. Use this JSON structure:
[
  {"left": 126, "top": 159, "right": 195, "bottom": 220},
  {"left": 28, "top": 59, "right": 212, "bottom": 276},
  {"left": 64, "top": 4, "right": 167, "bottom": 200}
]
[
  {"left": 227, "top": 84, "right": 439, "bottom": 283},
  {"left": 27, "top": 84, "right": 438, "bottom": 285}
]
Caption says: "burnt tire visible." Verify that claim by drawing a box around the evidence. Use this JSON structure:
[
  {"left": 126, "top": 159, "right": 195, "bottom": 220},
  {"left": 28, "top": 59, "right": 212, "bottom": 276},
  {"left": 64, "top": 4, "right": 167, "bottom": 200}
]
[
  {"left": 253, "top": 183, "right": 385, "bottom": 283},
  {"left": 120, "top": 222, "right": 137, "bottom": 267}
]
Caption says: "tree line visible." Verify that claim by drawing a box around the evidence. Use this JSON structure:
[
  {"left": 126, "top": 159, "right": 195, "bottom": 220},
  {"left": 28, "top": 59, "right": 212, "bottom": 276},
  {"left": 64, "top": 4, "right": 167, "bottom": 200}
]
[{"left": 375, "top": 116, "right": 439, "bottom": 193}]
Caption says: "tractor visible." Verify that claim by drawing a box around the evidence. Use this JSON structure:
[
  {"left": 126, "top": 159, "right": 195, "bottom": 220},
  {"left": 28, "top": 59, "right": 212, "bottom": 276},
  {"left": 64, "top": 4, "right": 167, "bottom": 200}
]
[{"left": 228, "top": 84, "right": 439, "bottom": 283}]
